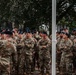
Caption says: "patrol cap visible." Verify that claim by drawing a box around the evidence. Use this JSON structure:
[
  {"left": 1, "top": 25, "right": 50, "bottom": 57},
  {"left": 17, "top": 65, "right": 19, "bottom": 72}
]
[
  {"left": 4, "top": 31, "right": 13, "bottom": 35},
  {"left": 19, "top": 31, "right": 23, "bottom": 34},
  {"left": 56, "top": 31, "right": 61, "bottom": 34},
  {"left": 73, "top": 29, "right": 76, "bottom": 31},
  {"left": 60, "top": 31, "right": 66, "bottom": 34},
  {"left": 26, "top": 30, "right": 31, "bottom": 33},
  {"left": 42, "top": 31, "right": 47, "bottom": 35},
  {"left": 1, "top": 32, "right": 5, "bottom": 35}
]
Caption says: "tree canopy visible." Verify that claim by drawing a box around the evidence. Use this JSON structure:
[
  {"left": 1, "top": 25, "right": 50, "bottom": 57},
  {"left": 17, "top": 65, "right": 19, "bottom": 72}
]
[{"left": 0, "top": 0, "right": 76, "bottom": 31}]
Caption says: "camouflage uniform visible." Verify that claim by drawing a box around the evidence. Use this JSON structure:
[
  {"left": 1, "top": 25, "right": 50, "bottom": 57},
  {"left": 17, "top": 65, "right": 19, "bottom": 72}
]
[
  {"left": 38, "top": 37, "right": 51, "bottom": 75},
  {"left": 70, "top": 34, "right": 76, "bottom": 41},
  {"left": 56, "top": 36, "right": 63, "bottom": 73},
  {"left": 33, "top": 33, "right": 41, "bottom": 70},
  {"left": 20, "top": 37, "right": 35, "bottom": 75},
  {"left": 16, "top": 37, "right": 24, "bottom": 75},
  {"left": 0, "top": 40, "right": 17, "bottom": 75},
  {"left": 18, "top": 34, "right": 28, "bottom": 75},
  {"left": 59, "top": 38, "right": 73, "bottom": 75}
]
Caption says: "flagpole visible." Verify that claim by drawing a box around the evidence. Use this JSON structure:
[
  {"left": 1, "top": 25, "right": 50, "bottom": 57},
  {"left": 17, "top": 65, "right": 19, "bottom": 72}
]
[{"left": 52, "top": 0, "right": 56, "bottom": 75}]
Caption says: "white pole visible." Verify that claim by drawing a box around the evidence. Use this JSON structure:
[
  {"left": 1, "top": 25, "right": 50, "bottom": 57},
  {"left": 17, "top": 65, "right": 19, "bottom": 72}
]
[{"left": 52, "top": 0, "right": 56, "bottom": 75}]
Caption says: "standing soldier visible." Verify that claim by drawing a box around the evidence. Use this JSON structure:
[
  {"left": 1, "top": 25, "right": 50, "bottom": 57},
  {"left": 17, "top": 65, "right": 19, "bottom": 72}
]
[
  {"left": 15, "top": 33, "right": 24, "bottom": 75},
  {"left": 33, "top": 31, "right": 41, "bottom": 70},
  {"left": 37, "top": 31, "right": 51, "bottom": 75},
  {"left": 56, "top": 32, "right": 64, "bottom": 73},
  {"left": 18, "top": 32, "right": 27, "bottom": 75},
  {"left": 20, "top": 31, "right": 35, "bottom": 75},
  {"left": 59, "top": 33, "right": 73, "bottom": 75},
  {"left": 0, "top": 31, "right": 17, "bottom": 75}
]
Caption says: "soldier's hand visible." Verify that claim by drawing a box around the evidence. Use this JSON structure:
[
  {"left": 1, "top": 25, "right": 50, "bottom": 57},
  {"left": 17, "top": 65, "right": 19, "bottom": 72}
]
[
  {"left": 42, "top": 46, "right": 46, "bottom": 48},
  {"left": 57, "top": 50, "right": 61, "bottom": 53},
  {"left": 33, "top": 51, "right": 35, "bottom": 54},
  {"left": 74, "top": 39, "right": 76, "bottom": 42},
  {"left": 64, "top": 46, "right": 67, "bottom": 49}
]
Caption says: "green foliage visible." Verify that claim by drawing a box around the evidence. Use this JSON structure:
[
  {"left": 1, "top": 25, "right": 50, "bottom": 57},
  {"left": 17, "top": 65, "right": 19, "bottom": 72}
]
[
  {"left": 0, "top": 0, "right": 76, "bottom": 31},
  {"left": 0, "top": 0, "right": 51, "bottom": 25}
]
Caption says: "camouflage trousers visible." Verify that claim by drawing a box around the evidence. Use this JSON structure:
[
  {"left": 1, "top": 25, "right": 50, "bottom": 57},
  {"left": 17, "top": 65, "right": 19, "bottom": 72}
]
[
  {"left": 39, "top": 55, "right": 50, "bottom": 74},
  {"left": 18, "top": 53, "right": 25, "bottom": 75},
  {"left": 16, "top": 48, "right": 23, "bottom": 75},
  {"left": 60, "top": 52, "right": 73, "bottom": 75},
  {"left": 0, "top": 57, "right": 11, "bottom": 75},
  {"left": 25, "top": 54, "right": 34, "bottom": 74},
  {"left": 56, "top": 51, "right": 62, "bottom": 71}
]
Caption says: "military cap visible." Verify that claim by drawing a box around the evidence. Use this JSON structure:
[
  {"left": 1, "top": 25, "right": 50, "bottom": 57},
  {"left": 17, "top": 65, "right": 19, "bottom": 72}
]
[
  {"left": 1, "top": 32, "right": 5, "bottom": 35},
  {"left": 65, "top": 33, "right": 70, "bottom": 38},
  {"left": 73, "top": 29, "right": 76, "bottom": 31},
  {"left": 4, "top": 31, "right": 13, "bottom": 35},
  {"left": 26, "top": 30, "right": 31, "bottom": 33},
  {"left": 42, "top": 31, "right": 47, "bottom": 35},
  {"left": 56, "top": 31, "right": 61, "bottom": 34},
  {"left": 60, "top": 31, "right": 66, "bottom": 34},
  {"left": 60, "top": 31, "right": 70, "bottom": 37}
]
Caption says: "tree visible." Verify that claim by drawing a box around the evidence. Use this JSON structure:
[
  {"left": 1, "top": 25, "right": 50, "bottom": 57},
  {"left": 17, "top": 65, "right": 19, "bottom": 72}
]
[
  {"left": 57, "top": 0, "right": 76, "bottom": 23},
  {"left": 0, "top": 0, "right": 76, "bottom": 32}
]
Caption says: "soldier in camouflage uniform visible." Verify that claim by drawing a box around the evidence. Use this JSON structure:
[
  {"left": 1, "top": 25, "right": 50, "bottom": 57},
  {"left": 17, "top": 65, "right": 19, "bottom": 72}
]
[
  {"left": 56, "top": 32, "right": 64, "bottom": 73},
  {"left": 0, "top": 31, "right": 17, "bottom": 75},
  {"left": 58, "top": 33, "right": 73, "bottom": 75},
  {"left": 33, "top": 31, "right": 42, "bottom": 70},
  {"left": 37, "top": 31, "right": 51, "bottom": 75},
  {"left": 15, "top": 33, "right": 24, "bottom": 75},
  {"left": 20, "top": 32, "right": 35, "bottom": 75}
]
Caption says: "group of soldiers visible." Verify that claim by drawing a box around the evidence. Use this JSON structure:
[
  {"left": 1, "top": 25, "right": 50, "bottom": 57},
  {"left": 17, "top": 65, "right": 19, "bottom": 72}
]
[
  {"left": 1, "top": 27, "right": 76, "bottom": 75},
  {"left": 56, "top": 28, "right": 76, "bottom": 75},
  {"left": 0, "top": 28, "right": 51, "bottom": 75}
]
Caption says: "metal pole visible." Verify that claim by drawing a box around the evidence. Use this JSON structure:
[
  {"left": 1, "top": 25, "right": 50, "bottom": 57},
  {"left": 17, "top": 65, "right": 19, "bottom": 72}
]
[{"left": 52, "top": 0, "right": 56, "bottom": 75}]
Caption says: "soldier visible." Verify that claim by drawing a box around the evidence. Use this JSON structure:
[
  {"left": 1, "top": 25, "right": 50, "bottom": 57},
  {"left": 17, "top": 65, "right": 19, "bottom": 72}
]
[
  {"left": 0, "top": 31, "right": 17, "bottom": 75},
  {"left": 33, "top": 31, "right": 42, "bottom": 70},
  {"left": 37, "top": 31, "right": 51, "bottom": 75},
  {"left": 19, "top": 31, "right": 35, "bottom": 75},
  {"left": 16, "top": 34, "right": 24, "bottom": 75},
  {"left": 56, "top": 32, "right": 65, "bottom": 73},
  {"left": 59, "top": 33, "right": 73, "bottom": 75}
]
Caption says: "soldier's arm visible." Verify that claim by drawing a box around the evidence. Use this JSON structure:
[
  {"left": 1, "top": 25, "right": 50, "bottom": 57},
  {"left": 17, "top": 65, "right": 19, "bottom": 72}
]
[
  {"left": 37, "top": 40, "right": 44, "bottom": 49},
  {"left": 12, "top": 44, "right": 17, "bottom": 65},
  {"left": 26, "top": 41, "right": 35, "bottom": 48},
  {"left": 46, "top": 39, "right": 51, "bottom": 48},
  {"left": 65, "top": 39, "right": 73, "bottom": 50},
  {"left": 18, "top": 39, "right": 25, "bottom": 47},
  {"left": 58, "top": 40, "right": 65, "bottom": 50}
]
